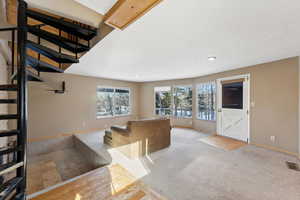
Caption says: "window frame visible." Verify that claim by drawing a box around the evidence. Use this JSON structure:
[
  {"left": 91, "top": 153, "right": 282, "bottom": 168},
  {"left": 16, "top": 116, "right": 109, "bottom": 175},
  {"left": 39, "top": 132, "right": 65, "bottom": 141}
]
[
  {"left": 153, "top": 86, "right": 172, "bottom": 117},
  {"left": 196, "top": 81, "right": 217, "bottom": 121},
  {"left": 172, "top": 84, "right": 193, "bottom": 119},
  {"left": 153, "top": 85, "right": 193, "bottom": 119},
  {"left": 96, "top": 86, "right": 132, "bottom": 119}
]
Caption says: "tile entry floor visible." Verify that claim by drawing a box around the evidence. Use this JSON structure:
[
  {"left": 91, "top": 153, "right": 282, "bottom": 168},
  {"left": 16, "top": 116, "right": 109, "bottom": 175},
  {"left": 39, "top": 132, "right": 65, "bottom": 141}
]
[{"left": 199, "top": 135, "right": 248, "bottom": 150}]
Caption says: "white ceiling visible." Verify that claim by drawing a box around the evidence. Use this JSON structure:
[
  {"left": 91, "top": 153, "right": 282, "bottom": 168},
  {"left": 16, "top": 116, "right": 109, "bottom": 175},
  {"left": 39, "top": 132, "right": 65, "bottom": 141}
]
[
  {"left": 26, "top": 0, "right": 103, "bottom": 27},
  {"left": 67, "top": 0, "right": 300, "bottom": 82}
]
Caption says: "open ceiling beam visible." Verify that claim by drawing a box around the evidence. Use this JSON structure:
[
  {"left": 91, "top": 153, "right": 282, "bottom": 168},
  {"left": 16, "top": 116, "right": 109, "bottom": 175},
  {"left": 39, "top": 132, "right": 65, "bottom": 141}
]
[{"left": 104, "top": 0, "right": 162, "bottom": 30}]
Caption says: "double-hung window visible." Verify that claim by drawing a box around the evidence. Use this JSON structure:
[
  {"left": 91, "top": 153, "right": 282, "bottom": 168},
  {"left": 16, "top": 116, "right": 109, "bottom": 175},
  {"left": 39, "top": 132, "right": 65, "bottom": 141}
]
[
  {"left": 173, "top": 86, "right": 193, "bottom": 118},
  {"left": 155, "top": 87, "right": 172, "bottom": 116},
  {"left": 197, "top": 82, "right": 216, "bottom": 121},
  {"left": 154, "top": 85, "right": 193, "bottom": 118},
  {"left": 96, "top": 87, "right": 130, "bottom": 118}
]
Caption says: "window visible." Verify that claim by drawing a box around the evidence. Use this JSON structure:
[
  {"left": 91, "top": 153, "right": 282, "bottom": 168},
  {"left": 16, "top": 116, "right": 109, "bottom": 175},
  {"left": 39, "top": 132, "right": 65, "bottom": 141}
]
[
  {"left": 155, "top": 87, "right": 172, "bottom": 116},
  {"left": 173, "top": 86, "right": 193, "bottom": 118},
  {"left": 197, "top": 82, "right": 216, "bottom": 121},
  {"left": 114, "top": 89, "right": 131, "bottom": 115},
  {"left": 154, "top": 85, "right": 193, "bottom": 118},
  {"left": 222, "top": 82, "right": 243, "bottom": 109},
  {"left": 96, "top": 87, "right": 130, "bottom": 118}
]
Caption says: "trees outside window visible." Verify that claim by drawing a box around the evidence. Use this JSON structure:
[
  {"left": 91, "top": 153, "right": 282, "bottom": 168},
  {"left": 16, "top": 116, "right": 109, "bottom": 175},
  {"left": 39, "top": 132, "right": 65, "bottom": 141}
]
[
  {"left": 155, "top": 87, "right": 172, "bottom": 116},
  {"left": 155, "top": 86, "right": 192, "bottom": 118},
  {"left": 197, "top": 82, "right": 216, "bottom": 121},
  {"left": 96, "top": 87, "right": 130, "bottom": 118},
  {"left": 173, "top": 86, "right": 192, "bottom": 118},
  {"left": 114, "top": 89, "right": 130, "bottom": 115}
]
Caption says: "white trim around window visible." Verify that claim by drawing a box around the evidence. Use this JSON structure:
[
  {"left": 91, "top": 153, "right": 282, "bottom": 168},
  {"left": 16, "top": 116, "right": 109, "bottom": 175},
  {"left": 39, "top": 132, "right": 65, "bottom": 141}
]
[
  {"left": 196, "top": 81, "right": 217, "bottom": 121},
  {"left": 154, "top": 85, "right": 193, "bottom": 119},
  {"left": 153, "top": 86, "right": 172, "bottom": 116},
  {"left": 172, "top": 85, "right": 193, "bottom": 119},
  {"left": 96, "top": 86, "right": 132, "bottom": 119}
]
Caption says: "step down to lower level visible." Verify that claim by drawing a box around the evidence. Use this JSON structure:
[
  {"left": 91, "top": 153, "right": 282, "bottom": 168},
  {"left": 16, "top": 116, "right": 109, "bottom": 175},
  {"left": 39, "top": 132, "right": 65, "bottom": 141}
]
[
  {"left": 26, "top": 9, "right": 97, "bottom": 41},
  {"left": 0, "top": 177, "right": 23, "bottom": 200},
  {"left": 0, "top": 114, "right": 18, "bottom": 120},
  {"left": 26, "top": 40, "right": 79, "bottom": 64},
  {"left": 0, "top": 99, "right": 17, "bottom": 104},
  {"left": 11, "top": 70, "right": 44, "bottom": 82},
  {"left": 0, "top": 130, "right": 19, "bottom": 137},
  {"left": 0, "top": 84, "right": 17, "bottom": 91},
  {"left": 26, "top": 56, "right": 64, "bottom": 73},
  {"left": 28, "top": 26, "right": 90, "bottom": 53}
]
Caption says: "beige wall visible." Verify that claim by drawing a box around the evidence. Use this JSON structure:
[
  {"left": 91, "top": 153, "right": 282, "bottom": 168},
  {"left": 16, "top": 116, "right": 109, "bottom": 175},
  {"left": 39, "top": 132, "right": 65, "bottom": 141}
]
[
  {"left": 26, "top": 57, "right": 299, "bottom": 154},
  {"left": 27, "top": 73, "right": 140, "bottom": 141},
  {"left": 299, "top": 57, "right": 300, "bottom": 158},
  {"left": 0, "top": 52, "right": 8, "bottom": 147},
  {"left": 140, "top": 57, "right": 299, "bottom": 154}
]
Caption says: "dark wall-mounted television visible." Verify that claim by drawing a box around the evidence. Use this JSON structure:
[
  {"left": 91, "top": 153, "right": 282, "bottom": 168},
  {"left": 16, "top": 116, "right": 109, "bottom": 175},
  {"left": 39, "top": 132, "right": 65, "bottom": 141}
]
[{"left": 222, "top": 82, "right": 243, "bottom": 109}]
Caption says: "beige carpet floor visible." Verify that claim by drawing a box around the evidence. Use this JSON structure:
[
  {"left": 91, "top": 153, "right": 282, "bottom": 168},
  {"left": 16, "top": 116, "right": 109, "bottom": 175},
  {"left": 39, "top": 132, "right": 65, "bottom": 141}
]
[
  {"left": 65, "top": 128, "right": 300, "bottom": 200},
  {"left": 139, "top": 128, "right": 300, "bottom": 200}
]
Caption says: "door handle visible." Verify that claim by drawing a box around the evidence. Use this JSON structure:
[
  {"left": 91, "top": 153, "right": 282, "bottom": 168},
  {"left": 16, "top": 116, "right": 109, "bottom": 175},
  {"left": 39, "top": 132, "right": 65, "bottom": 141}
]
[{"left": 218, "top": 109, "right": 222, "bottom": 112}]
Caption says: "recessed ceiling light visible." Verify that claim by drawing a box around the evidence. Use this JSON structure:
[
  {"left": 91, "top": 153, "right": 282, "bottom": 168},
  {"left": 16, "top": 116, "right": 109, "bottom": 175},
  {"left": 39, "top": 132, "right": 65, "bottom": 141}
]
[{"left": 208, "top": 56, "right": 217, "bottom": 61}]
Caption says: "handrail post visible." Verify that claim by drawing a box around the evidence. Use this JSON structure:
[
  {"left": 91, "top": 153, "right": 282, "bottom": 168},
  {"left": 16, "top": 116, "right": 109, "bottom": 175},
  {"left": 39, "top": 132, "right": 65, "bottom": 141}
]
[{"left": 16, "top": 0, "right": 28, "bottom": 198}]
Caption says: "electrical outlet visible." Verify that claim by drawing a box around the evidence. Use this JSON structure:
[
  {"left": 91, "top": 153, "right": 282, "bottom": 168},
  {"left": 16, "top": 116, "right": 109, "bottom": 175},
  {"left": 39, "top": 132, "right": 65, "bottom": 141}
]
[
  {"left": 82, "top": 121, "right": 86, "bottom": 127},
  {"left": 270, "top": 136, "right": 276, "bottom": 143},
  {"left": 251, "top": 102, "right": 255, "bottom": 107}
]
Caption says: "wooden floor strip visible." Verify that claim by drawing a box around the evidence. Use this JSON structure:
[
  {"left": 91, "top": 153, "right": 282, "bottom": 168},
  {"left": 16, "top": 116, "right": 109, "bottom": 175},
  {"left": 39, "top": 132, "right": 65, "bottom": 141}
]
[
  {"left": 30, "top": 164, "right": 167, "bottom": 200},
  {"left": 199, "top": 135, "right": 247, "bottom": 150},
  {"left": 128, "top": 191, "right": 146, "bottom": 200}
]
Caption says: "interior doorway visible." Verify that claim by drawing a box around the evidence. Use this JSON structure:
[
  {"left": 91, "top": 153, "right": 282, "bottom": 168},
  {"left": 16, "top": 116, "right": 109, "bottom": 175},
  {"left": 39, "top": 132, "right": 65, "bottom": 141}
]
[{"left": 216, "top": 74, "right": 250, "bottom": 142}]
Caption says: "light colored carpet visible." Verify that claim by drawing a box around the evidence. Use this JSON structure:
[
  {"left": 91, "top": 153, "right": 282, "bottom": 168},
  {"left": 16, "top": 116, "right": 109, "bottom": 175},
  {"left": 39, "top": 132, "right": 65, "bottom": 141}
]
[
  {"left": 139, "top": 128, "right": 300, "bottom": 200},
  {"left": 75, "top": 128, "right": 300, "bottom": 200}
]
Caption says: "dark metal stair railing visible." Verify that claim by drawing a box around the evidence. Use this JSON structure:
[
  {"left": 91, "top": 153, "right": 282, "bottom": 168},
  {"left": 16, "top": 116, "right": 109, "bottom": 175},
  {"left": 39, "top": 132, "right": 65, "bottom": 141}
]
[
  {"left": 16, "top": 0, "right": 28, "bottom": 199},
  {"left": 0, "top": 0, "right": 27, "bottom": 199},
  {"left": 0, "top": 1, "right": 98, "bottom": 198}
]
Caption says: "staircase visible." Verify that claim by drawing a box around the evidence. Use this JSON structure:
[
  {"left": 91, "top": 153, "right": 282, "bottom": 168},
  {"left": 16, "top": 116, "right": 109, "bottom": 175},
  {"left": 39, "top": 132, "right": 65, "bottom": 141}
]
[{"left": 0, "top": 0, "right": 97, "bottom": 199}]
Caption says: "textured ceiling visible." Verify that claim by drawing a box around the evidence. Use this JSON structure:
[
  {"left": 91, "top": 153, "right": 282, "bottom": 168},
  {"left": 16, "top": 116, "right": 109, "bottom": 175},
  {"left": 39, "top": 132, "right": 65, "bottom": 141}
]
[{"left": 67, "top": 0, "right": 300, "bottom": 82}]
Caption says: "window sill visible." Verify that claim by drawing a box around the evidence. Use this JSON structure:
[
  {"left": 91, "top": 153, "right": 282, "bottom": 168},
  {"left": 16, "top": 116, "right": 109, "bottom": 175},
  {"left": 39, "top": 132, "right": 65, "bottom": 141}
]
[
  {"left": 172, "top": 116, "right": 193, "bottom": 119},
  {"left": 155, "top": 115, "right": 192, "bottom": 119},
  {"left": 196, "top": 118, "right": 216, "bottom": 122},
  {"left": 96, "top": 114, "right": 132, "bottom": 119}
]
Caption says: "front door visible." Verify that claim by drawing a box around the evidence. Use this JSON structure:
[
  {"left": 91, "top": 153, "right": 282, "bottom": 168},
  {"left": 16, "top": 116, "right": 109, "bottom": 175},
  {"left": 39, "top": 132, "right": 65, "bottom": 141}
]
[{"left": 217, "top": 75, "right": 249, "bottom": 142}]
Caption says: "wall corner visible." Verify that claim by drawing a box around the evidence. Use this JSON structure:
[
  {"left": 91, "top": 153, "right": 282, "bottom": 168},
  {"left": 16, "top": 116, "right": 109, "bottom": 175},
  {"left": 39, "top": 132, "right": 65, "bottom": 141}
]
[{"left": 298, "top": 56, "right": 300, "bottom": 158}]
